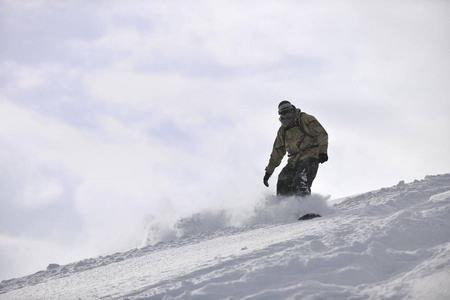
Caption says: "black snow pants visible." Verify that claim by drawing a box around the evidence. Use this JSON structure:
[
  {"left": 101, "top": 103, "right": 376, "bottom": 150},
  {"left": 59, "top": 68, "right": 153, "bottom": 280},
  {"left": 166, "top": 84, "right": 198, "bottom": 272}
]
[{"left": 276, "top": 157, "right": 319, "bottom": 196}]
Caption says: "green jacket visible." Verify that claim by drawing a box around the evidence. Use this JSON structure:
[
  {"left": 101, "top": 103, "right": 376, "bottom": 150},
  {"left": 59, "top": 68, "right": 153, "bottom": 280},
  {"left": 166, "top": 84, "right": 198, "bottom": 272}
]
[{"left": 265, "top": 109, "right": 328, "bottom": 174}]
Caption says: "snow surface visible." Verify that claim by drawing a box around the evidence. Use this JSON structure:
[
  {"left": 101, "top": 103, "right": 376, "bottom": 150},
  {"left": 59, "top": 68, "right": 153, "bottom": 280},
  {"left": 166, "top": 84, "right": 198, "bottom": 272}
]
[{"left": 1, "top": 174, "right": 450, "bottom": 299}]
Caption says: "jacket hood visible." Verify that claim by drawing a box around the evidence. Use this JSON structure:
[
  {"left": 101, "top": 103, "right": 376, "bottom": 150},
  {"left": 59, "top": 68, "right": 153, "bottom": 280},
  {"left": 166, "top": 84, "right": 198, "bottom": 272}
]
[{"left": 280, "top": 108, "right": 301, "bottom": 127}]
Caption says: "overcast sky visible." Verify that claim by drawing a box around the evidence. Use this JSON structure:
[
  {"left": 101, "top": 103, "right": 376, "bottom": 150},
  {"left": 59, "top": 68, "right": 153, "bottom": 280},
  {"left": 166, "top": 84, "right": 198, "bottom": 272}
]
[{"left": 1, "top": 0, "right": 449, "bottom": 280}]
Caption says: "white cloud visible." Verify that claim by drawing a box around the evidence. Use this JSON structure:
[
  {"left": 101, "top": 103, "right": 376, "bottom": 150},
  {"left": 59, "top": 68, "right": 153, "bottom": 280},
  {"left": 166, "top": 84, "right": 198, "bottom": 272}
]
[
  {"left": 0, "top": 61, "right": 60, "bottom": 90},
  {"left": 83, "top": 68, "right": 205, "bottom": 113},
  {"left": 19, "top": 173, "right": 65, "bottom": 208}
]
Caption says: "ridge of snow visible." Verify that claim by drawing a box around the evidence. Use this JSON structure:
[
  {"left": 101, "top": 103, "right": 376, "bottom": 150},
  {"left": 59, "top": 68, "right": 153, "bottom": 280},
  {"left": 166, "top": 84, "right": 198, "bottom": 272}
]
[{"left": 1, "top": 174, "right": 449, "bottom": 299}]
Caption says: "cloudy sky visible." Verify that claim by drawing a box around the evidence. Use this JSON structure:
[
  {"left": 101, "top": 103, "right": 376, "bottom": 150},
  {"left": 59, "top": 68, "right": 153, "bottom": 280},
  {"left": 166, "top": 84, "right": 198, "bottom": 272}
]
[{"left": 1, "top": 0, "right": 449, "bottom": 280}]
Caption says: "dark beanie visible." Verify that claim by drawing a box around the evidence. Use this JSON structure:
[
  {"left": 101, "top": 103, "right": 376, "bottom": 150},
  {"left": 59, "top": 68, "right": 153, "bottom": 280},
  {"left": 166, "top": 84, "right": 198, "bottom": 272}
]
[{"left": 278, "top": 100, "right": 293, "bottom": 112}]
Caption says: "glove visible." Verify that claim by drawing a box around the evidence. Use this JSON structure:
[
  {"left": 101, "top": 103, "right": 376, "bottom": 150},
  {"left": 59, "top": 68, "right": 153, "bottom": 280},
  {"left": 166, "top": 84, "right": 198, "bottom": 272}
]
[
  {"left": 318, "top": 153, "right": 328, "bottom": 164},
  {"left": 263, "top": 172, "right": 271, "bottom": 187}
]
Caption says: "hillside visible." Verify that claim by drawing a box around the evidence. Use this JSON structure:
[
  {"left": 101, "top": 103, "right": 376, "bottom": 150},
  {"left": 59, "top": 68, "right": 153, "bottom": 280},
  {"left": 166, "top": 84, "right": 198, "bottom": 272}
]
[{"left": 1, "top": 174, "right": 449, "bottom": 299}]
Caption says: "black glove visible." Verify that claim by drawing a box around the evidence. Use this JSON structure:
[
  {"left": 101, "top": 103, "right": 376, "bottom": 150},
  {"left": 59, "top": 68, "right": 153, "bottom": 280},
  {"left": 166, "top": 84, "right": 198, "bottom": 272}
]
[
  {"left": 263, "top": 172, "right": 271, "bottom": 187},
  {"left": 318, "top": 153, "right": 328, "bottom": 164}
]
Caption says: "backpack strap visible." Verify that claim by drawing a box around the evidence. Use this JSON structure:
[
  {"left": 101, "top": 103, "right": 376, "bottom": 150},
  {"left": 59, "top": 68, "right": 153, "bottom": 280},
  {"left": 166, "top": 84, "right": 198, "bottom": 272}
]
[
  {"left": 282, "top": 112, "right": 316, "bottom": 157},
  {"left": 287, "top": 112, "right": 317, "bottom": 157},
  {"left": 297, "top": 112, "right": 313, "bottom": 137}
]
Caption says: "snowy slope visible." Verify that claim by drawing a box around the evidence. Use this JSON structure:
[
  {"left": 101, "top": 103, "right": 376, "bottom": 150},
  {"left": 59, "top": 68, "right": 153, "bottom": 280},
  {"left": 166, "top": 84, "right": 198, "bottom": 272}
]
[{"left": 1, "top": 174, "right": 450, "bottom": 299}]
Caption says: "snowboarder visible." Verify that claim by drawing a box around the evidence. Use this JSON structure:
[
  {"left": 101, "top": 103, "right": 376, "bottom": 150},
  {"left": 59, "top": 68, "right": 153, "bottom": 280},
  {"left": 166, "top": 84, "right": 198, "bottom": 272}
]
[{"left": 263, "top": 101, "right": 328, "bottom": 196}]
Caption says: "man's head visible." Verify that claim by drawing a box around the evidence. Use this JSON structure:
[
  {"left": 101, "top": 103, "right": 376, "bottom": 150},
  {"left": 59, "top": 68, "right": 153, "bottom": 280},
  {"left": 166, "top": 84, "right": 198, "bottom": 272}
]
[{"left": 278, "top": 100, "right": 296, "bottom": 125}]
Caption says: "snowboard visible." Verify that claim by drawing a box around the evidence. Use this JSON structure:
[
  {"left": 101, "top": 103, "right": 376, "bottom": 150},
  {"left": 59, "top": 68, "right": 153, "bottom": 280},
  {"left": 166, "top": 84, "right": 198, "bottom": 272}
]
[{"left": 298, "top": 213, "right": 321, "bottom": 221}]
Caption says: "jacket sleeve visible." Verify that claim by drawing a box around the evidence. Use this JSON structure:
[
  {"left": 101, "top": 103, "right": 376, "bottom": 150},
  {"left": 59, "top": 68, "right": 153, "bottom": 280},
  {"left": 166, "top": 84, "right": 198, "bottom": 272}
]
[
  {"left": 305, "top": 115, "right": 328, "bottom": 155},
  {"left": 265, "top": 128, "right": 286, "bottom": 174}
]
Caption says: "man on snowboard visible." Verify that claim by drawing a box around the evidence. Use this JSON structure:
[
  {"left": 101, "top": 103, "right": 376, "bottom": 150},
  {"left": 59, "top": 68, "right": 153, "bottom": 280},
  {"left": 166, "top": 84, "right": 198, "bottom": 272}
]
[{"left": 263, "top": 101, "right": 328, "bottom": 196}]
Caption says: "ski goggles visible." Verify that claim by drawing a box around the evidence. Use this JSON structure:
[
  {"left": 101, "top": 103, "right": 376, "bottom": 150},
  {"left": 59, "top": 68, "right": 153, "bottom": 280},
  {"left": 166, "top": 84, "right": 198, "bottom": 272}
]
[{"left": 278, "top": 107, "right": 295, "bottom": 116}]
